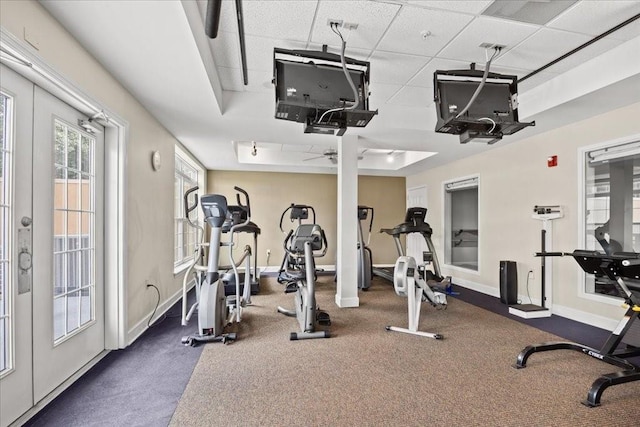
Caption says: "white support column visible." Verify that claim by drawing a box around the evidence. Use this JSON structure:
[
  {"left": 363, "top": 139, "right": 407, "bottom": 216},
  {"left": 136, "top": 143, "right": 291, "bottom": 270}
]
[{"left": 335, "top": 134, "right": 359, "bottom": 308}]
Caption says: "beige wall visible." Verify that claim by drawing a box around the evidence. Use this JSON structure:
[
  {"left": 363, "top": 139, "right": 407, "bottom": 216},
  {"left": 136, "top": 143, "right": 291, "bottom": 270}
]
[
  {"left": 207, "top": 171, "right": 406, "bottom": 268},
  {"left": 407, "top": 101, "right": 640, "bottom": 326},
  {"left": 2, "top": 1, "right": 181, "bottom": 335}
]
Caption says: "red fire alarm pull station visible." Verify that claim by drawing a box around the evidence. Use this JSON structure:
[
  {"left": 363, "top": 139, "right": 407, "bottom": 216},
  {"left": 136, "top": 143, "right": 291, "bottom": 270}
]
[{"left": 547, "top": 155, "right": 558, "bottom": 167}]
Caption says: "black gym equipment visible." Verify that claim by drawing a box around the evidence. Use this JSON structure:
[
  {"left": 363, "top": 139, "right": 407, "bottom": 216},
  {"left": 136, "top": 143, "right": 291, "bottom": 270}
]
[
  {"left": 374, "top": 207, "right": 452, "bottom": 292},
  {"left": 277, "top": 221, "right": 331, "bottom": 340},
  {"left": 219, "top": 203, "right": 262, "bottom": 297},
  {"left": 357, "top": 205, "right": 374, "bottom": 290},
  {"left": 277, "top": 204, "right": 318, "bottom": 284},
  {"left": 514, "top": 250, "right": 640, "bottom": 407}
]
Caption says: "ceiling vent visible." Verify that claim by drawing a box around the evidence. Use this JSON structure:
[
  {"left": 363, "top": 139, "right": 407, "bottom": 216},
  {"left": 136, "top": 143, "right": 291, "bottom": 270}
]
[{"left": 482, "top": 0, "right": 577, "bottom": 25}]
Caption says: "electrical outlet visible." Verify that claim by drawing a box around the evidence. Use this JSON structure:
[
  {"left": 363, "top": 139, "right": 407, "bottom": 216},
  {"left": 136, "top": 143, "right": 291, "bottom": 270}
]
[
  {"left": 266, "top": 249, "right": 271, "bottom": 256},
  {"left": 528, "top": 270, "right": 534, "bottom": 279},
  {"left": 327, "top": 19, "right": 343, "bottom": 28},
  {"left": 479, "top": 42, "right": 507, "bottom": 50}
]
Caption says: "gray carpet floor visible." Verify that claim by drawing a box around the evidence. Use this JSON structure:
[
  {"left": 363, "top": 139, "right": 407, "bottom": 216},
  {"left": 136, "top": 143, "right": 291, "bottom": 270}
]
[{"left": 170, "top": 276, "right": 640, "bottom": 427}]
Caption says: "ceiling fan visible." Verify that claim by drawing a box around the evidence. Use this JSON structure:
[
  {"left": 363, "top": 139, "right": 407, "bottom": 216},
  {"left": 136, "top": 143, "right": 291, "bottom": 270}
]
[{"left": 304, "top": 148, "right": 364, "bottom": 164}]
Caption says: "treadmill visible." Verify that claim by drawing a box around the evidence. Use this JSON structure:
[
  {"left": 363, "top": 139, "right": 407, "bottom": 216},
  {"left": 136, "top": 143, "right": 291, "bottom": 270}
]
[{"left": 373, "top": 207, "right": 447, "bottom": 285}]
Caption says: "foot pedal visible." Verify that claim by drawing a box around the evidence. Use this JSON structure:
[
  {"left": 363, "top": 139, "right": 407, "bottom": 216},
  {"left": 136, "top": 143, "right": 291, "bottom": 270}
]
[
  {"left": 284, "top": 283, "right": 298, "bottom": 294},
  {"left": 317, "top": 311, "right": 331, "bottom": 326}
]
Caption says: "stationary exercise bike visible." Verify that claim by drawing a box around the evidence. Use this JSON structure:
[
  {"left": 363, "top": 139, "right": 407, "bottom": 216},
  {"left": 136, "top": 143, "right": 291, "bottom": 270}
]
[
  {"left": 385, "top": 255, "right": 447, "bottom": 339},
  {"left": 181, "top": 186, "right": 254, "bottom": 346},
  {"left": 277, "top": 221, "right": 331, "bottom": 340}
]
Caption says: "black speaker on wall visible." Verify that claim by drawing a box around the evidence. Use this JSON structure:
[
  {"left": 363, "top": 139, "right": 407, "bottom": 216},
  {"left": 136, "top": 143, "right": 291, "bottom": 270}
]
[{"left": 500, "top": 260, "right": 517, "bottom": 305}]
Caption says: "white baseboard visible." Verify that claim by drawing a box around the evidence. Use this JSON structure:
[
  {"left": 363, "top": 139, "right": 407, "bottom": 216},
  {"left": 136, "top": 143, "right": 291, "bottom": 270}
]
[
  {"left": 127, "top": 281, "right": 194, "bottom": 345},
  {"left": 452, "top": 276, "right": 500, "bottom": 298},
  {"left": 451, "top": 276, "right": 618, "bottom": 331},
  {"left": 551, "top": 303, "right": 618, "bottom": 331}
]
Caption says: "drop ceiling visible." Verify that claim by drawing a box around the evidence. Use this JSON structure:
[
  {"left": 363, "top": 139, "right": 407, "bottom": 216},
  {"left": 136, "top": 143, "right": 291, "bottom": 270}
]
[{"left": 40, "top": 0, "right": 640, "bottom": 176}]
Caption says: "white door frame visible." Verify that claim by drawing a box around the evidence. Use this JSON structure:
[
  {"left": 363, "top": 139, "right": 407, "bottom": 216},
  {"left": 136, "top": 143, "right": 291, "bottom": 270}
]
[{"left": 1, "top": 29, "right": 127, "bottom": 350}]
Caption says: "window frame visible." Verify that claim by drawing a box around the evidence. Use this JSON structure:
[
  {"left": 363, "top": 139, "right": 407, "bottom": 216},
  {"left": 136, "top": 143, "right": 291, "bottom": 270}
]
[
  {"left": 174, "top": 146, "right": 205, "bottom": 274},
  {"left": 578, "top": 133, "right": 640, "bottom": 305},
  {"left": 442, "top": 174, "right": 480, "bottom": 274},
  {"left": 0, "top": 90, "right": 15, "bottom": 376}
]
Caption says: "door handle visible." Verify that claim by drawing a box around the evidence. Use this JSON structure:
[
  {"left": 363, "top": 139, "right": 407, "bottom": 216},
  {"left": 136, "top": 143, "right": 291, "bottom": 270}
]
[{"left": 18, "top": 218, "right": 33, "bottom": 294}]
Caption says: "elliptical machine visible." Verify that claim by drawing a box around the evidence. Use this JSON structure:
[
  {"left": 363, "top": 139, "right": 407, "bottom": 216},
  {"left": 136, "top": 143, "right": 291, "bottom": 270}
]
[
  {"left": 357, "top": 205, "right": 374, "bottom": 290},
  {"left": 277, "top": 204, "right": 317, "bottom": 284},
  {"left": 180, "top": 186, "right": 254, "bottom": 346},
  {"left": 277, "top": 218, "right": 331, "bottom": 340}
]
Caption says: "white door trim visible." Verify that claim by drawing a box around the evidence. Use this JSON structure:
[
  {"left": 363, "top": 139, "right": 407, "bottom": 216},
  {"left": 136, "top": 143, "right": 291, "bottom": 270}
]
[{"left": 1, "top": 28, "right": 128, "bottom": 349}]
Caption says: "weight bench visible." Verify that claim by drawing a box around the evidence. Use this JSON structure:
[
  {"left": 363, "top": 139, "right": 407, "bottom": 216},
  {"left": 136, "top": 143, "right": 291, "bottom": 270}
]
[{"left": 514, "top": 250, "right": 640, "bottom": 407}]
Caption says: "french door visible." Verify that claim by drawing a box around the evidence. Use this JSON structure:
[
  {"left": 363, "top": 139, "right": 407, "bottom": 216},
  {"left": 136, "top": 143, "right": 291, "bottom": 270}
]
[{"left": 0, "top": 65, "right": 105, "bottom": 426}]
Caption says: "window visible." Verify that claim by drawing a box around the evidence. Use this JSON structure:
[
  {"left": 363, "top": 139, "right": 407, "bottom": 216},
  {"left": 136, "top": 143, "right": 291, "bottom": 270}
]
[
  {"left": 444, "top": 176, "right": 479, "bottom": 271},
  {"left": 174, "top": 150, "right": 203, "bottom": 270},
  {"left": 53, "top": 120, "right": 96, "bottom": 342},
  {"left": 582, "top": 137, "right": 640, "bottom": 299}
]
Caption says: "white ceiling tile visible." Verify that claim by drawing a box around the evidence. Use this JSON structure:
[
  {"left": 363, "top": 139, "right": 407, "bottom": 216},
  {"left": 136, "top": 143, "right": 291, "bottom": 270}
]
[
  {"left": 376, "top": 6, "right": 474, "bottom": 57},
  {"left": 405, "top": 0, "right": 493, "bottom": 15},
  {"left": 495, "top": 27, "right": 592, "bottom": 71},
  {"left": 210, "top": 35, "right": 241, "bottom": 68},
  {"left": 387, "top": 85, "right": 432, "bottom": 108},
  {"left": 368, "top": 51, "right": 431, "bottom": 85},
  {"left": 438, "top": 16, "right": 540, "bottom": 63},
  {"left": 311, "top": 0, "right": 400, "bottom": 50},
  {"left": 368, "top": 82, "right": 403, "bottom": 106},
  {"left": 548, "top": 1, "right": 640, "bottom": 38},
  {"left": 242, "top": 0, "right": 318, "bottom": 41}
]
